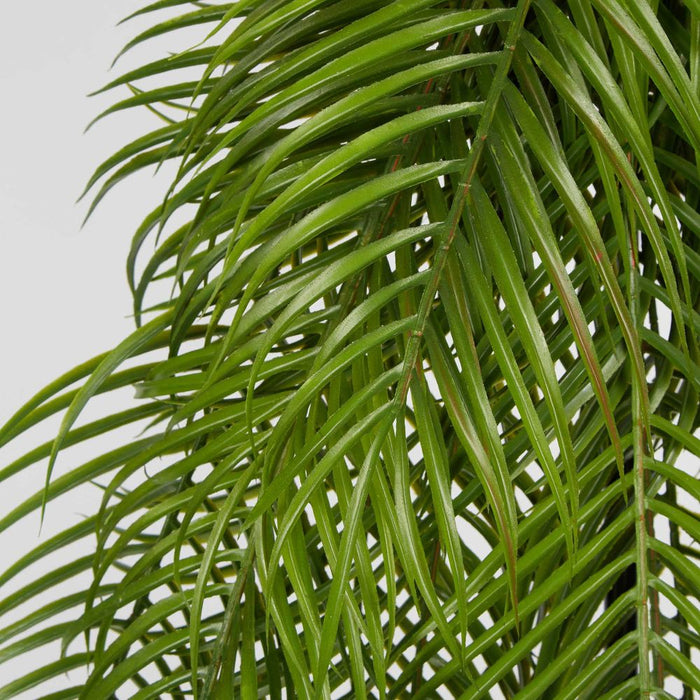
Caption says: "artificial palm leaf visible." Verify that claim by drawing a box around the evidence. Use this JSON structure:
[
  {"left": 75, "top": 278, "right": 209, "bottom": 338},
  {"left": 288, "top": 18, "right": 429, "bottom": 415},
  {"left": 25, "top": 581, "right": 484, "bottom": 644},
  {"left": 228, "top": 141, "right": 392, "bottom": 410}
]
[{"left": 1, "top": 0, "right": 699, "bottom": 697}]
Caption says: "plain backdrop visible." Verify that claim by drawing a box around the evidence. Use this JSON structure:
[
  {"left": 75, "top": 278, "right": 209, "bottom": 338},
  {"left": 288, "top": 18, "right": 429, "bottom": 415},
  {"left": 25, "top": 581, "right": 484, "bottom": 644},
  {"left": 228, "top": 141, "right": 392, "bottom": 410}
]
[{"left": 0, "top": 3, "right": 181, "bottom": 694}]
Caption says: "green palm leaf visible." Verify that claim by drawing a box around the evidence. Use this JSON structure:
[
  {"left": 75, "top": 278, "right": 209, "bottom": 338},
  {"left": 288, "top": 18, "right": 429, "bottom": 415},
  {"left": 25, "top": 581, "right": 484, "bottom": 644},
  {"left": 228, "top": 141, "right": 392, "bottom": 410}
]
[{"left": 1, "top": 0, "right": 698, "bottom": 697}]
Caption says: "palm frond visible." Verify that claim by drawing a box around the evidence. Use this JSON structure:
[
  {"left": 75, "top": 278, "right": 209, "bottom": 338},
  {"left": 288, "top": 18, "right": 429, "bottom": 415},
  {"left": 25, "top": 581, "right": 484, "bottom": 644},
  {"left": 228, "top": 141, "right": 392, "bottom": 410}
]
[{"left": 1, "top": 0, "right": 699, "bottom": 698}]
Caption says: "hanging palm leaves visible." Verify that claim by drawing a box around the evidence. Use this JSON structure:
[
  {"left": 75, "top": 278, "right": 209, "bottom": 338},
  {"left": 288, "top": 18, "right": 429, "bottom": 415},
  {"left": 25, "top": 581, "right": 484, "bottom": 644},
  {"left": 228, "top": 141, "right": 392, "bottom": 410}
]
[{"left": 1, "top": 0, "right": 698, "bottom": 697}]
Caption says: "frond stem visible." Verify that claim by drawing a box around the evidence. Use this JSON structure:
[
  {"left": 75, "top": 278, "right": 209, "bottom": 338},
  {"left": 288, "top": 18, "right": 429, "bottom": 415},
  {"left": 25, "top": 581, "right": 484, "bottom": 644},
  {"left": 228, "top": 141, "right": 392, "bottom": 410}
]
[
  {"left": 332, "top": 2, "right": 481, "bottom": 322},
  {"left": 629, "top": 220, "right": 651, "bottom": 693},
  {"left": 393, "top": 0, "right": 532, "bottom": 412}
]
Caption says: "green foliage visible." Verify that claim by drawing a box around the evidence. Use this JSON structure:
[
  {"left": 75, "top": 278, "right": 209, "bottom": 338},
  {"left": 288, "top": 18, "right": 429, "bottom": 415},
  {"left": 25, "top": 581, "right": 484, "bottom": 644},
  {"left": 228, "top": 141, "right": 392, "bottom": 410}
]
[{"left": 1, "top": 0, "right": 699, "bottom": 697}]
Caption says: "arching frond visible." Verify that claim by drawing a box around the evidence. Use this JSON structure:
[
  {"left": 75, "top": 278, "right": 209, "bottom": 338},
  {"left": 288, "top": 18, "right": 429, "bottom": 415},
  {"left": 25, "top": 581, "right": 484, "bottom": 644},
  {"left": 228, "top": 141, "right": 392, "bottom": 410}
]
[{"left": 1, "top": 1, "right": 698, "bottom": 698}]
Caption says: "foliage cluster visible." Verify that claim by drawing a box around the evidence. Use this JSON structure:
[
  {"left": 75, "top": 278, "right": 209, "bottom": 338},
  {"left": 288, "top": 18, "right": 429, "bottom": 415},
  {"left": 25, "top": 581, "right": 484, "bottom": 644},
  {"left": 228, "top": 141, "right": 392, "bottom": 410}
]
[{"left": 0, "top": 0, "right": 699, "bottom": 697}]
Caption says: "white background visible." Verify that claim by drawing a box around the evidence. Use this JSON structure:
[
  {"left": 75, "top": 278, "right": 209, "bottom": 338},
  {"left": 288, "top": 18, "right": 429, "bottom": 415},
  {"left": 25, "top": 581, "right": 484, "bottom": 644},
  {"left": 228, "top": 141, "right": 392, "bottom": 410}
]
[{"left": 0, "top": 3, "right": 175, "bottom": 694}]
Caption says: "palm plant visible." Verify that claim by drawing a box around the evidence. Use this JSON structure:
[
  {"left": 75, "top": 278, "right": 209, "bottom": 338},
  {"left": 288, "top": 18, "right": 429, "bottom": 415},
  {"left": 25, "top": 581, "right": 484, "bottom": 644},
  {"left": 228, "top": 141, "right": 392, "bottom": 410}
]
[{"left": 1, "top": 0, "right": 699, "bottom": 697}]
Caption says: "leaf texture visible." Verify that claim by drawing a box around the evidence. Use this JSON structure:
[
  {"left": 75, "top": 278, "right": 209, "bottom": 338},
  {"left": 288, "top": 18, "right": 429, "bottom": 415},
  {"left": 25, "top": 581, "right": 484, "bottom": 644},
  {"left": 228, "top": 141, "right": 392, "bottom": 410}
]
[{"left": 0, "top": 0, "right": 699, "bottom": 698}]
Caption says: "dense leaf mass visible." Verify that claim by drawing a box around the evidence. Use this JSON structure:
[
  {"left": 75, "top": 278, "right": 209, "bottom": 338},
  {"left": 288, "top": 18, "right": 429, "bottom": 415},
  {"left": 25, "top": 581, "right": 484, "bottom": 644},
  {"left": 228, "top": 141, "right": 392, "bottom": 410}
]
[{"left": 1, "top": 1, "right": 699, "bottom": 697}]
